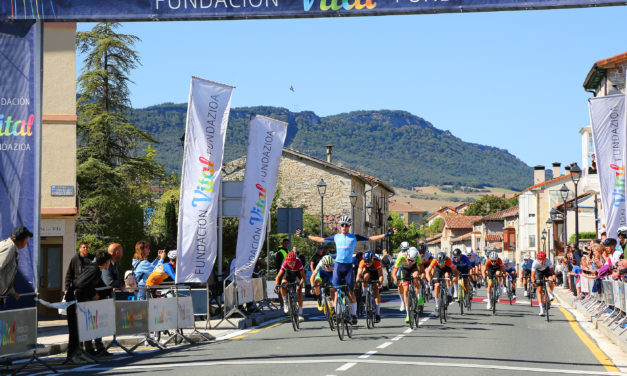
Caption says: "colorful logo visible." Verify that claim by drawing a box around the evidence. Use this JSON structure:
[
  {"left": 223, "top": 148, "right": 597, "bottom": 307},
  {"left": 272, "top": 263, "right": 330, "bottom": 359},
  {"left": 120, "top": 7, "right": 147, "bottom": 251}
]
[
  {"left": 249, "top": 184, "right": 266, "bottom": 225},
  {"left": 0, "top": 319, "right": 16, "bottom": 346},
  {"left": 83, "top": 309, "right": 98, "bottom": 331},
  {"left": 192, "top": 156, "right": 215, "bottom": 207},
  {"left": 0, "top": 114, "right": 34, "bottom": 137},
  {"left": 154, "top": 306, "right": 165, "bottom": 325},
  {"left": 303, "top": 0, "right": 377, "bottom": 11},
  {"left": 121, "top": 308, "right": 133, "bottom": 329},
  {"left": 611, "top": 164, "right": 625, "bottom": 207}
]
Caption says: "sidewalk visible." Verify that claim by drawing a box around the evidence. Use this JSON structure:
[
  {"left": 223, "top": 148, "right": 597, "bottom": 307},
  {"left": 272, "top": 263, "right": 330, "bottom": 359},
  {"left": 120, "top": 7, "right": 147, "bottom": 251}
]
[
  {"left": 16, "top": 306, "right": 285, "bottom": 361},
  {"left": 553, "top": 286, "right": 627, "bottom": 369}
]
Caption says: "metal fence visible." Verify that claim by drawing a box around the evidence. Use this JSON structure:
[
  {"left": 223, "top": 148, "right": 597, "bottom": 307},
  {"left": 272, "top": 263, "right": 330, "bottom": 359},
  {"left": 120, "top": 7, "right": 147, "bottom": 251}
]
[{"left": 578, "top": 277, "right": 627, "bottom": 333}]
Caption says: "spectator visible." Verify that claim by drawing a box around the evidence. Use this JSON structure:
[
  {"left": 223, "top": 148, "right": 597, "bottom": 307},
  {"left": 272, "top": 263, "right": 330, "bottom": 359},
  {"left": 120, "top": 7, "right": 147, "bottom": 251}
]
[
  {"left": 588, "top": 153, "right": 597, "bottom": 174},
  {"left": 309, "top": 244, "right": 327, "bottom": 273},
  {"left": 146, "top": 250, "right": 176, "bottom": 291},
  {"left": 274, "top": 239, "right": 289, "bottom": 271},
  {"left": 601, "top": 231, "right": 607, "bottom": 242},
  {"left": 293, "top": 246, "right": 306, "bottom": 269},
  {"left": 66, "top": 251, "right": 111, "bottom": 365},
  {"left": 131, "top": 240, "right": 164, "bottom": 298},
  {"left": 380, "top": 249, "right": 392, "bottom": 268},
  {"left": 64, "top": 242, "right": 95, "bottom": 355},
  {"left": 0, "top": 226, "right": 33, "bottom": 304}
]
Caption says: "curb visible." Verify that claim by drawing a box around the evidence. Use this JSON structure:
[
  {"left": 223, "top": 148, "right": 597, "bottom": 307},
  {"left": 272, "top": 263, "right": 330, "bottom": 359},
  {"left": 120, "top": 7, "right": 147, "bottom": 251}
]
[{"left": 554, "top": 288, "right": 627, "bottom": 354}]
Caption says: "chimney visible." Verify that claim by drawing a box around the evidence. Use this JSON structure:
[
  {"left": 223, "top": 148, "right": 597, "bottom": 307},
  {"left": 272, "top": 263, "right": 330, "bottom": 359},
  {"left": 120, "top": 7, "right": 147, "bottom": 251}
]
[
  {"left": 534, "top": 165, "right": 545, "bottom": 185},
  {"left": 565, "top": 165, "right": 571, "bottom": 175},
  {"left": 552, "top": 162, "right": 561, "bottom": 178},
  {"left": 326, "top": 145, "right": 333, "bottom": 163}
]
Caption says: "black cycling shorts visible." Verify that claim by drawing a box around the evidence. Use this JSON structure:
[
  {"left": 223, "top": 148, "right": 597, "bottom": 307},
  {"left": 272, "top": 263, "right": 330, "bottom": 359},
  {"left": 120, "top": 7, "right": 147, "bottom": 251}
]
[
  {"left": 522, "top": 269, "right": 532, "bottom": 278},
  {"left": 283, "top": 270, "right": 302, "bottom": 284},
  {"left": 487, "top": 265, "right": 501, "bottom": 280},
  {"left": 400, "top": 264, "right": 419, "bottom": 282},
  {"left": 534, "top": 268, "right": 554, "bottom": 284},
  {"left": 433, "top": 266, "right": 452, "bottom": 281}
]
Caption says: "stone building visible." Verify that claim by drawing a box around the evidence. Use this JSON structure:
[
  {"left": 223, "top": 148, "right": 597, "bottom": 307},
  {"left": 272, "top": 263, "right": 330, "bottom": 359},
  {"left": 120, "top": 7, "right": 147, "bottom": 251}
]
[
  {"left": 440, "top": 216, "right": 481, "bottom": 254},
  {"left": 472, "top": 206, "right": 518, "bottom": 260},
  {"left": 390, "top": 202, "right": 427, "bottom": 226},
  {"left": 224, "top": 147, "right": 394, "bottom": 251}
]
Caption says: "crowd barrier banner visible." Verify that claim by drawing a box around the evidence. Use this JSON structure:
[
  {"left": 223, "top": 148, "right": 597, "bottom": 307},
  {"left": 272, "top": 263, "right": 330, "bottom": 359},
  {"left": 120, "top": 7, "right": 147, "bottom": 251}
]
[
  {"left": 76, "top": 299, "right": 115, "bottom": 342},
  {"left": 619, "top": 282, "right": 626, "bottom": 313},
  {"left": 177, "top": 296, "right": 195, "bottom": 329},
  {"left": 252, "top": 278, "right": 264, "bottom": 302},
  {"left": 148, "top": 297, "right": 178, "bottom": 332},
  {"left": 115, "top": 300, "right": 148, "bottom": 336},
  {"left": 237, "top": 279, "right": 254, "bottom": 304},
  {"left": 0, "top": 307, "right": 37, "bottom": 357},
  {"left": 224, "top": 283, "right": 235, "bottom": 313}
]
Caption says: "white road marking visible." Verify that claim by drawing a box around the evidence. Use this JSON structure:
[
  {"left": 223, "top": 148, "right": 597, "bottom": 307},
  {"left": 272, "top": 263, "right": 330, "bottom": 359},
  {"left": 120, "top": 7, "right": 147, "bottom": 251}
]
[
  {"left": 61, "top": 358, "right": 624, "bottom": 375},
  {"left": 391, "top": 335, "right": 404, "bottom": 341},
  {"left": 359, "top": 351, "right": 377, "bottom": 359},
  {"left": 377, "top": 342, "right": 393, "bottom": 349},
  {"left": 403, "top": 328, "right": 413, "bottom": 334},
  {"left": 336, "top": 362, "right": 357, "bottom": 371}
]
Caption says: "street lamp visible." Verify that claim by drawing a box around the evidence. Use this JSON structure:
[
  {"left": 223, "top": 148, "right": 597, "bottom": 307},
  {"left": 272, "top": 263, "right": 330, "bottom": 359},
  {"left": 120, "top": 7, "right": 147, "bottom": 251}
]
[
  {"left": 546, "top": 218, "right": 553, "bottom": 262},
  {"left": 570, "top": 163, "right": 582, "bottom": 250},
  {"left": 366, "top": 202, "right": 373, "bottom": 236},
  {"left": 317, "top": 179, "right": 327, "bottom": 237},
  {"left": 559, "top": 184, "right": 570, "bottom": 255},
  {"left": 349, "top": 191, "right": 357, "bottom": 234},
  {"left": 541, "top": 229, "right": 547, "bottom": 253}
]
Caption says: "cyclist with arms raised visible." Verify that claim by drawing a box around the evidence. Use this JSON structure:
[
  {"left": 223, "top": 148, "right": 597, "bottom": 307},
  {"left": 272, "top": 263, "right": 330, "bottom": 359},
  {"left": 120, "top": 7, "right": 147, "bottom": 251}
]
[
  {"left": 356, "top": 250, "right": 384, "bottom": 323},
  {"left": 392, "top": 247, "right": 423, "bottom": 323},
  {"left": 482, "top": 251, "right": 505, "bottom": 310},
  {"left": 531, "top": 251, "right": 555, "bottom": 316},
  {"left": 297, "top": 216, "right": 395, "bottom": 324}
]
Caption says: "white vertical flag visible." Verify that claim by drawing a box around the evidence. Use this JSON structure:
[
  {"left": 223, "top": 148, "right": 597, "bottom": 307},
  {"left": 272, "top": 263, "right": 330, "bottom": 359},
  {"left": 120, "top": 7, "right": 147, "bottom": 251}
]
[
  {"left": 176, "top": 77, "right": 234, "bottom": 283},
  {"left": 589, "top": 94, "right": 627, "bottom": 239},
  {"left": 233, "top": 115, "right": 288, "bottom": 280}
]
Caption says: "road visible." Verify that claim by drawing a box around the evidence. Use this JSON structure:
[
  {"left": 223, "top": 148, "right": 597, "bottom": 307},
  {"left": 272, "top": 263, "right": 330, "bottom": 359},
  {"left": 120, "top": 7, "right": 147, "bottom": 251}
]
[{"left": 32, "top": 289, "right": 624, "bottom": 376}]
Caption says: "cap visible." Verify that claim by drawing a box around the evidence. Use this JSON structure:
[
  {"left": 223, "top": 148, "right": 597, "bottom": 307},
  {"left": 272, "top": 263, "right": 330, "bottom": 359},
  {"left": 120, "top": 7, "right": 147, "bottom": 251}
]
[
  {"left": 11, "top": 226, "right": 33, "bottom": 240},
  {"left": 602, "top": 238, "right": 617, "bottom": 246}
]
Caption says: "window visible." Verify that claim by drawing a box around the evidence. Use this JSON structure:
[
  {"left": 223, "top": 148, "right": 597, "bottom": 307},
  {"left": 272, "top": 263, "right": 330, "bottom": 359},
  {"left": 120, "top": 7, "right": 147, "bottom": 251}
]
[
  {"left": 528, "top": 213, "right": 535, "bottom": 218},
  {"left": 528, "top": 235, "right": 536, "bottom": 248}
]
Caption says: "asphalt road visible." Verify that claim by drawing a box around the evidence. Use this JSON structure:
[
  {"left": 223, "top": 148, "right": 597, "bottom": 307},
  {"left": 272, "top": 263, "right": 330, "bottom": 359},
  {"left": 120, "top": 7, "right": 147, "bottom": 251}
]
[{"left": 28, "top": 288, "right": 624, "bottom": 376}]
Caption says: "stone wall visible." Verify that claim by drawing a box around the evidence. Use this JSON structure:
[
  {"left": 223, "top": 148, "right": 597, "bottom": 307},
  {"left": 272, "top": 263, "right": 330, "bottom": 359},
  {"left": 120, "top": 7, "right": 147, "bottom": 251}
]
[{"left": 597, "top": 62, "right": 627, "bottom": 96}]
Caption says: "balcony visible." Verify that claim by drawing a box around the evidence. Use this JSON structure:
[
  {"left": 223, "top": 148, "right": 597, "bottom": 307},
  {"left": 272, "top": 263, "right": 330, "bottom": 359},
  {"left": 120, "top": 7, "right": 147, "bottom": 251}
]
[{"left": 580, "top": 171, "right": 600, "bottom": 194}]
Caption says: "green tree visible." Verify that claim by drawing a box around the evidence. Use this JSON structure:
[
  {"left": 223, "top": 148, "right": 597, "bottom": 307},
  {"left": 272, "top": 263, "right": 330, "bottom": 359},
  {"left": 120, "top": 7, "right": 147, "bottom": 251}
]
[
  {"left": 76, "top": 22, "right": 164, "bottom": 271},
  {"left": 464, "top": 195, "right": 512, "bottom": 216}
]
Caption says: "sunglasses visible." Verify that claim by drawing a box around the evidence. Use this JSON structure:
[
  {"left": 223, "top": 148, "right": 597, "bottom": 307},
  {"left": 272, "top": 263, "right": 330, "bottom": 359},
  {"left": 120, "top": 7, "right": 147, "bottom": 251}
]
[{"left": 340, "top": 224, "right": 350, "bottom": 228}]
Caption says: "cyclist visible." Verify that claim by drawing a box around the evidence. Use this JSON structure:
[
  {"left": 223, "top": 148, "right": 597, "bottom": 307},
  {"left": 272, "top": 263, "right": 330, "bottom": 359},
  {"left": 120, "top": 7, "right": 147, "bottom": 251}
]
[
  {"left": 425, "top": 251, "right": 459, "bottom": 311},
  {"left": 396, "top": 241, "right": 410, "bottom": 311},
  {"left": 275, "top": 252, "right": 306, "bottom": 322},
  {"left": 356, "top": 250, "right": 384, "bottom": 323},
  {"left": 482, "top": 251, "right": 505, "bottom": 310},
  {"left": 417, "top": 243, "right": 433, "bottom": 296},
  {"left": 521, "top": 254, "right": 534, "bottom": 297},
  {"left": 310, "top": 255, "right": 335, "bottom": 311},
  {"left": 531, "top": 251, "right": 556, "bottom": 316},
  {"left": 392, "top": 247, "right": 423, "bottom": 323},
  {"left": 297, "top": 216, "right": 395, "bottom": 325},
  {"left": 465, "top": 247, "right": 481, "bottom": 290},
  {"left": 451, "top": 249, "right": 471, "bottom": 300},
  {"left": 503, "top": 257, "right": 517, "bottom": 300}
]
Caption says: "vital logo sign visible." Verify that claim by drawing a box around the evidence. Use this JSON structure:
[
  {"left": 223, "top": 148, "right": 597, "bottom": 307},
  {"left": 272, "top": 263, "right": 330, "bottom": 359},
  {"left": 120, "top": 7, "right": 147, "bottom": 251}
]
[
  {"left": 0, "top": 319, "right": 16, "bottom": 346},
  {"left": 154, "top": 306, "right": 165, "bottom": 325},
  {"left": 121, "top": 308, "right": 134, "bottom": 329},
  {"left": 0, "top": 114, "right": 34, "bottom": 137},
  {"left": 611, "top": 164, "right": 626, "bottom": 207},
  {"left": 83, "top": 309, "right": 99, "bottom": 331},
  {"left": 192, "top": 156, "right": 215, "bottom": 207}
]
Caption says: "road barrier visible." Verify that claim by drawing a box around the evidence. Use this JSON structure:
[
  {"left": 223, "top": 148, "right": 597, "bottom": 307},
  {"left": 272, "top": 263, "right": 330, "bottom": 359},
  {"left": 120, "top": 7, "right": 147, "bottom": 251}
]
[
  {"left": 579, "top": 277, "right": 627, "bottom": 334},
  {"left": 216, "top": 272, "right": 276, "bottom": 328}
]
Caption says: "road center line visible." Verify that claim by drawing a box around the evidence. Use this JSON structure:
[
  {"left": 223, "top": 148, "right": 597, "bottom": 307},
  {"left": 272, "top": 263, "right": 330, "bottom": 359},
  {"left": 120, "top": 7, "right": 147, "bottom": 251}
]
[
  {"left": 391, "top": 334, "right": 404, "bottom": 341},
  {"left": 377, "top": 342, "right": 393, "bottom": 349},
  {"left": 403, "top": 328, "right": 413, "bottom": 334},
  {"left": 359, "top": 350, "right": 377, "bottom": 358},
  {"left": 336, "top": 362, "right": 357, "bottom": 371}
]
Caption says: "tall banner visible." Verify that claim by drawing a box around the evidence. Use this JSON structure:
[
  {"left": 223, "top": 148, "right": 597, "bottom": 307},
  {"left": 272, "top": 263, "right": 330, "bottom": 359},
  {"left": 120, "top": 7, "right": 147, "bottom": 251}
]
[
  {"left": 0, "top": 21, "right": 40, "bottom": 295},
  {"left": 233, "top": 115, "right": 287, "bottom": 280},
  {"left": 589, "top": 94, "right": 627, "bottom": 239},
  {"left": 176, "top": 77, "right": 233, "bottom": 283}
]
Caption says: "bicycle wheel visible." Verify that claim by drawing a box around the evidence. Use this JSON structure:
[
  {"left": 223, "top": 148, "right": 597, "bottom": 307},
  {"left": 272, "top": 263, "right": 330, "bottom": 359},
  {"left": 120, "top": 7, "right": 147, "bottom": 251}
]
[
  {"left": 345, "top": 296, "right": 353, "bottom": 338},
  {"left": 287, "top": 290, "right": 299, "bottom": 332},
  {"left": 408, "top": 287, "right": 416, "bottom": 329},
  {"left": 491, "top": 285, "right": 497, "bottom": 316},
  {"left": 366, "top": 288, "right": 374, "bottom": 329},
  {"left": 336, "top": 297, "right": 345, "bottom": 340},
  {"left": 507, "top": 279, "right": 513, "bottom": 305},
  {"left": 544, "top": 285, "right": 551, "bottom": 322},
  {"left": 458, "top": 281, "right": 464, "bottom": 315},
  {"left": 528, "top": 283, "right": 534, "bottom": 307},
  {"left": 324, "top": 295, "right": 335, "bottom": 331},
  {"left": 438, "top": 287, "right": 446, "bottom": 324}
]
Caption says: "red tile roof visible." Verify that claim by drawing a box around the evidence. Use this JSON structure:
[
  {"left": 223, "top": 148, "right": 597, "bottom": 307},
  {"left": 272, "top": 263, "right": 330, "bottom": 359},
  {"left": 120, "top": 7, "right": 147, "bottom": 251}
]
[
  {"left": 595, "top": 52, "right": 627, "bottom": 69},
  {"left": 444, "top": 216, "right": 482, "bottom": 229},
  {"left": 390, "top": 202, "right": 426, "bottom": 213},
  {"left": 523, "top": 173, "right": 574, "bottom": 192},
  {"left": 452, "top": 232, "right": 474, "bottom": 242},
  {"left": 476, "top": 206, "right": 519, "bottom": 223}
]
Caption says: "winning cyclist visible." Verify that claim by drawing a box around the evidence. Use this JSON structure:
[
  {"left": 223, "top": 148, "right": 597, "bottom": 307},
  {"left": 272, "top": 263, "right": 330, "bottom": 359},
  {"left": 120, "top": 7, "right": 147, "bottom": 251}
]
[
  {"left": 503, "top": 257, "right": 517, "bottom": 300},
  {"left": 392, "top": 247, "right": 423, "bottom": 323},
  {"left": 521, "top": 254, "right": 534, "bottom": 297},
  {"left": 425, "top": 251, "right": 459, "bottom": 311},
  {"left": 396, "top": 241, "right": 410, "bottom": 311},
  {"left": 531, "top": 251, "right": 556, "bottom": 316},
  {"left": 297, "top": 216, "right": 395, "bottom": 325},
  {"left": 310, "top": 255, "right": 335, "bottom": 311},
  {"left": 451, "top": 249, "right": 471, "bottom": 300},
  {"left": 482, "top": 251, "right": 505, "bottom": 310},
  {"left": 275, "top": 252, "right": 306, "bottom": 322},
  {"left": 356, "top": 250, "right": 384, "bottom": 323}
]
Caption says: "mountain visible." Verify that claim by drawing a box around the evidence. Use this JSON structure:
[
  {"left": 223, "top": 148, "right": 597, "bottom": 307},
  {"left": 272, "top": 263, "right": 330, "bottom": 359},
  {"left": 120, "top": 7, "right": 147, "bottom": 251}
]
[{"left": 130, "top": 104, "right": 532, "bottom": 190}]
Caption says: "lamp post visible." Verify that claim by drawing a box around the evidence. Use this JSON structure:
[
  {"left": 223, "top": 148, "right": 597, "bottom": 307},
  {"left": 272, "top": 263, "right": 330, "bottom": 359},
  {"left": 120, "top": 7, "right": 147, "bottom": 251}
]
[
  {"left": 559, "top": 184, "right": 570, "bottom": 255},
  {"left": 317, "top": 179, "right": 327, "bottom": 237},
  {"left": 570, "top": 163, "right": 582, "bottom": 250},
  {"left": 349, "top": 191, "right": 357, "bottom": 234},
  {"left": 546, "top": 218, "right": 553, "bottom": 262},
  {"left": 366, "top": 202, "right": 373, "bottom": 236},
  {"left": 541, "top": 229, "right": 547, "bottom": 253}
]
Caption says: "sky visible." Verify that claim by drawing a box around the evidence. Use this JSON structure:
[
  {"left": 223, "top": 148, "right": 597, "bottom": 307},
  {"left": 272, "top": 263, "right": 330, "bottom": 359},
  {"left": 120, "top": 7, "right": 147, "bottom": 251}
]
[{"left": 77, "top": 6, "right": 627, "bottom": 169}]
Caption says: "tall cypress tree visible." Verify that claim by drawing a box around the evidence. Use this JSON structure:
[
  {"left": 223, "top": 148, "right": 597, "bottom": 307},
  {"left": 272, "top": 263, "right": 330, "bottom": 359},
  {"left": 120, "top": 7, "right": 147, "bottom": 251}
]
[{"left": 76, "top": 22, "right": 163, "bottom": 260}]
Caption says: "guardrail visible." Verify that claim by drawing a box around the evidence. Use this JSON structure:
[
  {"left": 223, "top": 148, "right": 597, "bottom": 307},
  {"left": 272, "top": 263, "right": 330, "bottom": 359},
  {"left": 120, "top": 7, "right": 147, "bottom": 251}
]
[{"left": 578, "top": 277, "right": 627, "bottom": 334}]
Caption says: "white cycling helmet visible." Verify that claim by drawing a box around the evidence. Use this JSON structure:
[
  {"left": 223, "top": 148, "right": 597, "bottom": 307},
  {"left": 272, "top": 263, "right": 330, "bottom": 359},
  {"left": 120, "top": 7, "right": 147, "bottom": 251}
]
[
  {"left": 523, "top": 254, "right": 531, "bottom": 261},
  {"left": 503, "top": 257, "right": 510, "bottom": 264},
  {"left": 400, "top": 241, "right": 410, "bottom": 251},
  {"left": 465, "top": 247, "right": 473, "bottom": 255},
  {"left": 488, "top": 251, "right": 498, "bottom": 261},
  {"left": 618, "top": 226, "right": 627, "bottom": 237},
  {"left": 338, "top": 215, "right": 352, "bottom": 226},
  {"left": 407, "top": 247, "right": 419, "bottom": 261},
  {"left": 321, "top": 255, "right": 334, "bottom": 266},
  {"left": 167, "top": 250, "right": 177, "bottom": 259}
]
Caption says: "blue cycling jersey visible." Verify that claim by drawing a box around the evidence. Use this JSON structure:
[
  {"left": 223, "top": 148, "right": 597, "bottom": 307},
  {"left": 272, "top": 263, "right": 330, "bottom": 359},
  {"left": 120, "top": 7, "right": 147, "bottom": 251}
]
[
  {"left": 452, "top": 254, "right": 471, "bottom": 269},
  {"left": 324, "top": 233, "right": 369, "bottom": 263},
  {"left": 522, "top": 260, "right": 534, "bottom": 271}
]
